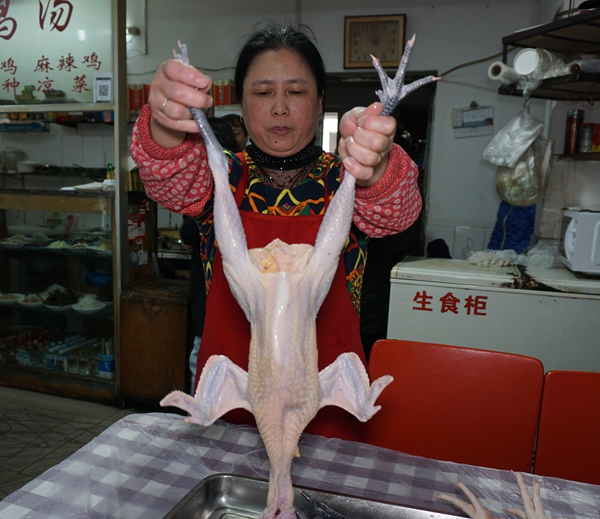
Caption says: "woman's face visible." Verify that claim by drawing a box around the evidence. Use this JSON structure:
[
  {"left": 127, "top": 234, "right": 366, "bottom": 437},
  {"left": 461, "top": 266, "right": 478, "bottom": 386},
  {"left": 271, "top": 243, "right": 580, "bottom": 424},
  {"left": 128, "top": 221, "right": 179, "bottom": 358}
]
[{"left": 241, "top": 48, "right": 322, "bottom": 157}]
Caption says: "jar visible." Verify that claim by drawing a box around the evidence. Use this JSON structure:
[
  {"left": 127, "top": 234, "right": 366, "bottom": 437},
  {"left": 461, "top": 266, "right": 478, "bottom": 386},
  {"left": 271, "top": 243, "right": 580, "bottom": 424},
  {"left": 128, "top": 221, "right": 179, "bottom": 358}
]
[
  {"left": 564, "top": 109, "right": 584, "bottom": 154},
  {"left": 578, "top": 123, "right": 594, "bottom": 153}
]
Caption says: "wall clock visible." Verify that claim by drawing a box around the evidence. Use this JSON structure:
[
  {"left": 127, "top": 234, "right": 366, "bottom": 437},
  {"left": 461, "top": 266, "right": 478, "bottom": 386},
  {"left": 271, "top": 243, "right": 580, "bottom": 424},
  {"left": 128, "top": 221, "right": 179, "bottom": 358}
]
[{"left": 344, "top": 14, "right": 406, "bottom": 69}]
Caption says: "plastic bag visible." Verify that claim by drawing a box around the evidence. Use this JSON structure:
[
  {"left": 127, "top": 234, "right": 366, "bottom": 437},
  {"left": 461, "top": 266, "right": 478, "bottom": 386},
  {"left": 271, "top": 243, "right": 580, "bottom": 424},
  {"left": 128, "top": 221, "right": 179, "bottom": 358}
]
[
  {"left": 495, "top": 136, "right": 553, "bottom": 207},
  {"left": 467, "top": 242, "right": 560, "bottom": 268},
  {"left": 483, "top": 108, "right": 544, "bottom": 168}
]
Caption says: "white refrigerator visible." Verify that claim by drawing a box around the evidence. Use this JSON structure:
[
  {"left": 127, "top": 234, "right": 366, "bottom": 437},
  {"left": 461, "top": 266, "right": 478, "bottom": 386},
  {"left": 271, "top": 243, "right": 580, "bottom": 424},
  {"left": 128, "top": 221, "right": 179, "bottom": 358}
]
[{"left": 387, "top": 256, "right": 600, "bottom": 372}]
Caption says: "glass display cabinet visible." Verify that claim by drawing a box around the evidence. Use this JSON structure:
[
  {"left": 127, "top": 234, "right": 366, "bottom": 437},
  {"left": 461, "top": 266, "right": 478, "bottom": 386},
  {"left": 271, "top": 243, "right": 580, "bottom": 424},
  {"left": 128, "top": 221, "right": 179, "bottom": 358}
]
[{"left": 0, "top": 0, "right": 129, "bottom": 404}]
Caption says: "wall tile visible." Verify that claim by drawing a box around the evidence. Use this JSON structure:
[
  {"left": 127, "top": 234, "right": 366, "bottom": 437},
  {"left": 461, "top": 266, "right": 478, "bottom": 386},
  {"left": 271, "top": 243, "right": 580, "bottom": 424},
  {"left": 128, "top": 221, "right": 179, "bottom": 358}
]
[
  {"left": 81, "top": 135, "right": 106, "bottom": 167},
  {"left": 453, "top": 226, "right": 486, "bottom": 259},
  {"left": 61, "top": 134, "right": 83, "bottom": 167}
]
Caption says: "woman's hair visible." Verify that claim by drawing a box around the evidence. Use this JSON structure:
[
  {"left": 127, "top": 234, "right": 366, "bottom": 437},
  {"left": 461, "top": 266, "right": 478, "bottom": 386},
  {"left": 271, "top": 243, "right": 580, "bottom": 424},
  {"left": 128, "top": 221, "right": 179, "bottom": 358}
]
[
  {"left": 207, "top": 116, "right": 241, "bottom": 153},
  {"left": 234, "top": 23, "right": 326, "bottom": 102},
  {"left": 221, "top": 113, "right": 247, "bottom": 136}
]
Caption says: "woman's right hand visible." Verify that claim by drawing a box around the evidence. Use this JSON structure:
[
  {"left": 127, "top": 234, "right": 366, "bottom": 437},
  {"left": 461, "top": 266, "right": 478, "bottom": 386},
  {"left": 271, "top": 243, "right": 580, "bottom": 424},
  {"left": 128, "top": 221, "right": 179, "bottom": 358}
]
[{"left": 148, "top": 59, "right": 213, "bottom": 148}]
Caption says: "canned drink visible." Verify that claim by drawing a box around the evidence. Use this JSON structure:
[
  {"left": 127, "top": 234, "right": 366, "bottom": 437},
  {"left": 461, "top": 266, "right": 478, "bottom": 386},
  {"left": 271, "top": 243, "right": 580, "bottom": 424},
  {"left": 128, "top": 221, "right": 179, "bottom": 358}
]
[
  {"left": 593, "top": 124, "right": 600, "bottom": 153},
  {"left": 564, "top": 109, "right": 584, "bottom": 154},
  {"left": 213, "top": 80, "right": 230, "bottom": 106}
]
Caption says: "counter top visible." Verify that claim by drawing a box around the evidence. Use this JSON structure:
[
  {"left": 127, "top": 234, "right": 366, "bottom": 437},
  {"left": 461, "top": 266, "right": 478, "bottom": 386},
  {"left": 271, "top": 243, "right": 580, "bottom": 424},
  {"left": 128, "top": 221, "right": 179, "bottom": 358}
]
[{"left": 0, "top": 413, "right": 598, "bottom": 519}]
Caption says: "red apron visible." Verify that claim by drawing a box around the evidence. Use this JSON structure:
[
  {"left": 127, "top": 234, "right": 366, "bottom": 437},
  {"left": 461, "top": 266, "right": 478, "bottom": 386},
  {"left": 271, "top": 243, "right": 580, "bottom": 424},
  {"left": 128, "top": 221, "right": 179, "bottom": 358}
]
[{"left": 195, "top": 161, "right": 367, "bottom": 441}]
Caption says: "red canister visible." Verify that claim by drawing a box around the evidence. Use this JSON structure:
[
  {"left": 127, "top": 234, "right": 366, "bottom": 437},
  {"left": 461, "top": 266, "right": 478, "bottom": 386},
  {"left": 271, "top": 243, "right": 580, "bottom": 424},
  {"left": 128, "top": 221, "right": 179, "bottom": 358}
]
[
  {"left": 564, "top": 109, "right": 584, "bottom": 154},
  {"left": 592, "top": 124, "right": 600, "bottom": 153},
  {"left": 213, "top": 80, "right": 230, "bottom": 106}
]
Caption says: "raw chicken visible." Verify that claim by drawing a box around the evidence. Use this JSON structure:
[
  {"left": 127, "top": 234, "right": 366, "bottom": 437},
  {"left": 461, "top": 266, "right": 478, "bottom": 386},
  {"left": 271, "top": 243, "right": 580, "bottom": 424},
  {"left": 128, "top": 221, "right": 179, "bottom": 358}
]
[
  {"left": 436, "top": 471, "right": 564, "bottom": 519},
  {"left": 161, "top": 38, "right": 437, "bottom": 519}
]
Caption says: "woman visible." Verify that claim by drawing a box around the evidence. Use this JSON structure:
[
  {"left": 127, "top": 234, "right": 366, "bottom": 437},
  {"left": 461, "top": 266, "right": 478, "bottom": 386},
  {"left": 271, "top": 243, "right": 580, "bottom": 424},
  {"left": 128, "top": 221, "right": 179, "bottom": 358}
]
[
  {"left": 131, "top": 23, "right": 422, "bottom": 441},
  {"left": 221, "top": 113, "right": 249, "bottom": 152}
]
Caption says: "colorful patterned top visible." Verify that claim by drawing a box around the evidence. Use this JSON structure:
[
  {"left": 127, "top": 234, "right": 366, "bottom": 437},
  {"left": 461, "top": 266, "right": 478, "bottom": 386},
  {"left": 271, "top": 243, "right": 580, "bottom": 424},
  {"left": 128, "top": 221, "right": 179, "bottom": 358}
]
[{"left": 130, "top": 104, "right": 422, "bottom": 313}]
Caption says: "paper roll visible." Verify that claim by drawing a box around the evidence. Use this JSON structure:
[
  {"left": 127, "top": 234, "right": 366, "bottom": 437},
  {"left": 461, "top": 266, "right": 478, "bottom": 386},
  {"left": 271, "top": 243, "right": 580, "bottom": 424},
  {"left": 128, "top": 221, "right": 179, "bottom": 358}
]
[
  {"left": 513, "top": 48, "right": 559, "bottom": 76},
  {"left": 488, "top": 61, "right": 522, "bottom": 85},
  {"left": 568, "top": 59, "right": 600, "bottom": 74}
]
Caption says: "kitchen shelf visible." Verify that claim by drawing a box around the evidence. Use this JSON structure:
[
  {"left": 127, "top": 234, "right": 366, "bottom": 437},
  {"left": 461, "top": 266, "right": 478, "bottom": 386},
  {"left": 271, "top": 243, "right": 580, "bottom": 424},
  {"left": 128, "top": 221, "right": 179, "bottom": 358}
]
[
  {"left": 500, "top": 9, "right": 600, "bottom": 101},
  {"left": 0, "top": 362, "right": 115, "bottom": 404},
  {"left": 0, "top": 189, "right": 112, "bottom": 213},
  {"left": 0, "top": 103, "right": 114, "bottom": 113},
  {"left": 9, "top": 304, "right": 114, "bottom": 319},
  {"left": 558, "top": 152, "right": 600, "bottom": 160},
  {"left": 0, "top": 0, "right": 133, "bottom": 407}
]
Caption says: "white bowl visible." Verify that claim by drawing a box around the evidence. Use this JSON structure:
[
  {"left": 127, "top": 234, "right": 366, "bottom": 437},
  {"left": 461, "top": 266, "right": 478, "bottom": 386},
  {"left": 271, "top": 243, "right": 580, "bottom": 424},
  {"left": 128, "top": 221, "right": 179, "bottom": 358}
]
[
  {"left": 0, "top": 293, "right": 24, "bottom": 305},
  {"left": 72, "top": 301, "right": 106, "bottom": 315},
  {"left": 18, "top": 295, "right": 43, "bottom": 308},
  {"left": 44, "top": 303, "right": 72, "bottom": 312},
  {"left": 16, "top": 160, "right": 39, "bottom": 174}
]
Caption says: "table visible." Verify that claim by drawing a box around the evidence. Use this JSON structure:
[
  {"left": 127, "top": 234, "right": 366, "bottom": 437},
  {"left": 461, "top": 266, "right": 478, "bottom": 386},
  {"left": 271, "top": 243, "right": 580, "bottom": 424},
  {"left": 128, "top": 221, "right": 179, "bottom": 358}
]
[{"left": 1, "top": 413, "right": 598, "bottom": 519}]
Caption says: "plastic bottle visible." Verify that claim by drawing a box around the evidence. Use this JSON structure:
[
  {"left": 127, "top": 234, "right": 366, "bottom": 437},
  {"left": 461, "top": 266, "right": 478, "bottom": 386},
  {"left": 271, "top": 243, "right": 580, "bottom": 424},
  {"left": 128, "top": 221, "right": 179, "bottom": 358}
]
[{"left": 578, "top": 123, "right": 594, "bottom": 153}]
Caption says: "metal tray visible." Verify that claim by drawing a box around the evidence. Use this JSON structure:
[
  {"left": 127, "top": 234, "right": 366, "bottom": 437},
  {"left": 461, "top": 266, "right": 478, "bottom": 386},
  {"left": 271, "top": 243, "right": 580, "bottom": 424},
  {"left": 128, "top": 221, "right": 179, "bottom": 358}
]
[{"left": 164, "top": 473, "right": 465, "bottom": 519}]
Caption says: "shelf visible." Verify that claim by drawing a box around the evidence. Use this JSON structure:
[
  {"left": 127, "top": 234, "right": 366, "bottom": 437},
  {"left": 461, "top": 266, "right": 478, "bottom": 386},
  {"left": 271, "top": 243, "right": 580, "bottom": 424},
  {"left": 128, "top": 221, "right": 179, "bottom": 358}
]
[
  {"left": 10, "top": 304, "right": 114, "bottom": 319},
  {"left": 498, "top": 71, "right": 600, "bottom": 101},
  {"left": 500, "top": 10, "right": 600, "bottom": 101},
  {"left": 0, "top": 362, "right": 116, "bottom": 404},
  {"left": 503, "top": 10, "right": 600, "bottom": 54},
  {"left": 559, "top": 152, "right": 600, "bottom": 160},
  {"left": 0, "top": 103, "right": 114, "bottom": 114},
  {"left": 157, "top": 249, "right": 191, "bottom": 260},
  {"left": 0, "top": 122, "right": 48, "bottom": 133},
  {"left": 0, "top": 189, "right": 113, "bottom": 213}
]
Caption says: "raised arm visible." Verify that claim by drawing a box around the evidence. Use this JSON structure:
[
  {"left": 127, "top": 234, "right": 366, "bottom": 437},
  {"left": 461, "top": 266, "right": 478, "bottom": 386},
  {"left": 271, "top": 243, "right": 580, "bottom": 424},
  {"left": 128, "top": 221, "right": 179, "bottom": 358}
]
[{"left": 146, "top": 52, "right": 214, "bottom": 148}]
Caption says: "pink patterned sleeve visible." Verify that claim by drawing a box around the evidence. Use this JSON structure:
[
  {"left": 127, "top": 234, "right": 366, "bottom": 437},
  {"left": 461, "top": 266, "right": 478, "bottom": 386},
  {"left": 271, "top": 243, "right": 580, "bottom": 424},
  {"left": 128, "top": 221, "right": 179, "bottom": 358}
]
[
  {"left": 352, "top": 144, "right": 422, "bottom": 237},
  {"left": 129, "top": 104, "right": 214, "bottom": 216}
]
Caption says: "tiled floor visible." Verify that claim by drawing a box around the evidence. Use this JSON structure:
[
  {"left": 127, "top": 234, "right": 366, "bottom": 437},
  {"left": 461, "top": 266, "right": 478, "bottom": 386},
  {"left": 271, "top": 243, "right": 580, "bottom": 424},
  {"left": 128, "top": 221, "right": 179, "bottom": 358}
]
[{"left": 0, "top": 386, "right": 135, "bottom": 500}]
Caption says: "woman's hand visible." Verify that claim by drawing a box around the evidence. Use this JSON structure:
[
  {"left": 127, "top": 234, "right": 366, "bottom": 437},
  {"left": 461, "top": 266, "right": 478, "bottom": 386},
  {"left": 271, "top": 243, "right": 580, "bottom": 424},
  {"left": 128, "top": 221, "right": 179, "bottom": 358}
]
[
  {"left": 148, "top": 59, "right": 213, "bottom": 148},
  {"left": 338, "top": 102, "right": 396, "bottom": 187}
]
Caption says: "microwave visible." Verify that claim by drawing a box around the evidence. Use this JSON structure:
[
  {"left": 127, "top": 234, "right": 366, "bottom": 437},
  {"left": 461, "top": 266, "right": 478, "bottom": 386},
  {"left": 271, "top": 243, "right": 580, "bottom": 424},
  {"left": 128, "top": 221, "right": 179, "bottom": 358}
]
[{"left": 559, "top": 207, "right": 600, "bottom": 275}]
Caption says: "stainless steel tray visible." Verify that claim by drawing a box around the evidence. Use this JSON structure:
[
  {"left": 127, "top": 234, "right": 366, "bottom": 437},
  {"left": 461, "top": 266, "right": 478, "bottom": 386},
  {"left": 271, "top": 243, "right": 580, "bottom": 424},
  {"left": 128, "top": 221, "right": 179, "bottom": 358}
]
[{"left": 164, "top": 473, "right": 465, "bottom": 519}]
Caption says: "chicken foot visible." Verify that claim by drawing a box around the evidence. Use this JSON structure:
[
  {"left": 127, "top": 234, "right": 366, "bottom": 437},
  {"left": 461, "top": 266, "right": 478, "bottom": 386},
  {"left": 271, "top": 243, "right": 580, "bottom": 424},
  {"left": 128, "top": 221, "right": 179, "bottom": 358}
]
[{"left": 436, "top": 471, "right": 564, "bottom": 519}]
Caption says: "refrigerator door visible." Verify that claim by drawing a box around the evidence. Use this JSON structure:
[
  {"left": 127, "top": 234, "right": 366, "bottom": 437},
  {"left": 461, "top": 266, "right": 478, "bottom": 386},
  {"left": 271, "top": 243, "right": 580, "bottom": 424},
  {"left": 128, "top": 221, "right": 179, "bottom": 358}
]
[{"left": 388, "top": 257, "right": 600, "bottom": 372}]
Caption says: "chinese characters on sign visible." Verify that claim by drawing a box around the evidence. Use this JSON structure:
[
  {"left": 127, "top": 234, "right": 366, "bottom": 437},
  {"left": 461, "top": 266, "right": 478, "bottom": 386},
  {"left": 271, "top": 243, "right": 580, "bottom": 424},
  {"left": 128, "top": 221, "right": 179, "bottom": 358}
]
[
  {"left": 1, "top": 53, "right": 101, "bottom": 96},
  {"left": 1, "top": 0, "right": 74, "bottom": 40},
  {"left": 0, "top": 0, "right": 109, "bottom": 102},
  {"left": 0, "top": 0, "right": 17, "bottom": 41},
  {"left": 413, "top": 290, "right": 488, "bottom": 316},
  {"left": 38, "top": 0, "right": 73, "bottom": 32}
]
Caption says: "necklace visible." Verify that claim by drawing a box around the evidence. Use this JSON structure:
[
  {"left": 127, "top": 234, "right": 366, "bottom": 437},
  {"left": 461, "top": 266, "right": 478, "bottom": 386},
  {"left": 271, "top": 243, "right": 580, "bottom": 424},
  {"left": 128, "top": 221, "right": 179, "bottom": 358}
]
[
  {"left": 246, "top": 141, "right": 322, "bottom": 171},
  {"left": 258, "top": 160, "right": 315, "bottom": 189}
]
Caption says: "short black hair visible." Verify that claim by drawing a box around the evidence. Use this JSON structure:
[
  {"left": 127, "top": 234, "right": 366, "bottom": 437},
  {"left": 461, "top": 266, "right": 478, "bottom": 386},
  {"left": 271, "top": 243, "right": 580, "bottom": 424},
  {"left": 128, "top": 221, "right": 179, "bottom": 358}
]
[
  {"left": 234, "top": 23, "right": 325, "bottom": 102},
  {"left": 207, "top": 116, "right": 241, "bottom": 153}
]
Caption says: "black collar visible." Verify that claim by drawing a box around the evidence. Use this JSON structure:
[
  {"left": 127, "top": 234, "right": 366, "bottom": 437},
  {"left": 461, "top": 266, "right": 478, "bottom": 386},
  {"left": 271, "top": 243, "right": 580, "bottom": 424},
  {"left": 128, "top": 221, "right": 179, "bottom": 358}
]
[{"left": 246, "top": 141, "right": 322, "bottom": 171}]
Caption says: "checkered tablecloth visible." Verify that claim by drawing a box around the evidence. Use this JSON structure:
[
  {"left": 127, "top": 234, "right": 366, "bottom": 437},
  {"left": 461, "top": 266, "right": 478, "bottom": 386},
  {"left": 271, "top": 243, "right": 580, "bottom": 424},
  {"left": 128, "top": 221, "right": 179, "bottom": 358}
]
[{"left": 1, "top": 413, "right": 598, "bottom": 519}]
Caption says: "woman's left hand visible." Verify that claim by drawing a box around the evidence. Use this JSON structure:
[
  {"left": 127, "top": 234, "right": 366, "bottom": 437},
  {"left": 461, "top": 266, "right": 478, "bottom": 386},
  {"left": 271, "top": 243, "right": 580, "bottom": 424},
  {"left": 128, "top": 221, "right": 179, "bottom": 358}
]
[{"left": 338, "top": 102, "right": 396, "bottom": 186}]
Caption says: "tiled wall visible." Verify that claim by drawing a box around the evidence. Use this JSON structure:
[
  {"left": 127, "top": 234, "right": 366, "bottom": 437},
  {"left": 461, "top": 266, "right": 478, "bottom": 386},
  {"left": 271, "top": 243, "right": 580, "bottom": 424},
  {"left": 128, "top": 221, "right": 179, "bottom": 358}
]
[
  {"left": 0, "top": 123, "right": 115, "bottom": 174},
  {"left": 1, "top": 123, "right": 119, "bottom": 233},
  {"left": 425, "top": 225, "right": 494, "bottom": 260}
]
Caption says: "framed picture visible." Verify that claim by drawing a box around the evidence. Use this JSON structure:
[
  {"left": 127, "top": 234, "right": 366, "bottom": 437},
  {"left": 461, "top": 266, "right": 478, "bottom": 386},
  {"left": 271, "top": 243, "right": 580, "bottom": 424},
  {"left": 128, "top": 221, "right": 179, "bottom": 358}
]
[{"left": 344, "top": 14, "right": 406, "bottom": 69}]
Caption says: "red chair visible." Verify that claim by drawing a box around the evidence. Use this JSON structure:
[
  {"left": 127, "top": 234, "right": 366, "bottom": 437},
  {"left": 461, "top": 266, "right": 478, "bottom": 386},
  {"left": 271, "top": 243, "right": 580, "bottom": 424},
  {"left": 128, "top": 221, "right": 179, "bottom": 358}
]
[
  {"left": 366, "top": 339, "right": 544, "bottom": 472},
  {"left": 533, "top": 370, "right": 600, "bottom": 485}
]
